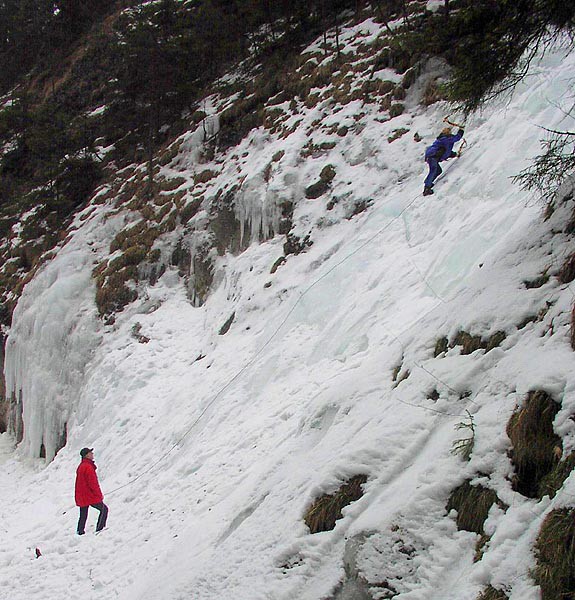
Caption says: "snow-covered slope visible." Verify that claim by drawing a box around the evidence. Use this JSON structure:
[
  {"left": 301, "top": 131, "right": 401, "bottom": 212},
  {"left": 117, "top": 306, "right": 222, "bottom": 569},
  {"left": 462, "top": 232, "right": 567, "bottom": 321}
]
[{"left": 1, "top": 23, "right": 574, "bottom": 600}]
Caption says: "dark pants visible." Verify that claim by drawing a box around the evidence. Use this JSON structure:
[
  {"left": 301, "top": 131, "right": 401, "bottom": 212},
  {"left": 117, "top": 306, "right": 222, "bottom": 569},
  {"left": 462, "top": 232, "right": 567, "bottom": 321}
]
[
  {"left": 424, "top": 158, "right": 442, "bottom": 188},
  {"left": 77, "top": 502, "right": 108, "bottom": 534}
]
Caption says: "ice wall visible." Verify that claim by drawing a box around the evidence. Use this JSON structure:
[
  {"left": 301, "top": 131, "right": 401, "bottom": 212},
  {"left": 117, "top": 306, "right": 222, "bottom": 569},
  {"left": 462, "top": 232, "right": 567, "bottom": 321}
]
[
  {"left": 235, "top": 174, "right": 287, "bottom": 245},
  {"left": 3, "top": 210, "right": 115, "bottom": 461}
]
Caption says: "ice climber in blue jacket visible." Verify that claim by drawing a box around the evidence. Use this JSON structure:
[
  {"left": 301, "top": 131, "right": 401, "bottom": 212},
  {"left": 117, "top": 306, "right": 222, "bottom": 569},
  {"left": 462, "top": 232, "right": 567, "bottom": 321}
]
[{"left": 423, "top": 125, "right": 464, "bottom": 196}]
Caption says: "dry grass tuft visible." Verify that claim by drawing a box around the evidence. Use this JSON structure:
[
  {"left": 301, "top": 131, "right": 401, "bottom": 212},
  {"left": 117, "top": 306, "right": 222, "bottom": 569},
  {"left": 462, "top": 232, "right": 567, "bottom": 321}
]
[
  {"left": 391, "top": 365, "right": 410, "bottom": 387},
  {"left": 506, "top": 390, "right": 562, "bottom": 498},
  {"left": 533, "top": 508, "right": 575, "bottom": 600},
  {"left": 558, "top": 252, "right": 575, "bottom": 284},
  {"left": 476, "top": 585, "right": 509, "bottom": 600},
  {"left": 452, "top": 331, "right": 483, "bottom": 354},
  {"left": 94, "top": 269, "right": 138, "bottom": 317},
  {"left": 194, "top": 169, "right": 218, "bottom": 185},
  {"left": 434, "top": 336, "right": 448, "bottom": 357},
  {"left": 450, "top": 330, "right": 506, "bottom": 355},
  {"left": 446, "top": 480, "right": 502, "bottom": 536},
  {"left": 304, "top": 475, "right": 367, "bottom": 534},
  {"left": 538, "top": 452, "right": 575, "bottom": 499}
]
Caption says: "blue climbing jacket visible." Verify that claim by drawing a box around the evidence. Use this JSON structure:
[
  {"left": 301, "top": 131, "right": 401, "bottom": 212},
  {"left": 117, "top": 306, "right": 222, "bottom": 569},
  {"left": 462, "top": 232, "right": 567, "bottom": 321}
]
[{"left": 425, "top": 129, "right": 464, "bottom": 161}]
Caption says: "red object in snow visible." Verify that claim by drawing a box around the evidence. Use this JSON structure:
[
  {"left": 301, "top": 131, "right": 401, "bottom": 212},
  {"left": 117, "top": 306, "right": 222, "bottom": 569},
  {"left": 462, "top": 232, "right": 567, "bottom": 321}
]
[
  {"left": 35, "top": 548, "right": 42, "bottom": 558},
  {"left": 75, "top": 458, "right": 104, "bottom": 507}
]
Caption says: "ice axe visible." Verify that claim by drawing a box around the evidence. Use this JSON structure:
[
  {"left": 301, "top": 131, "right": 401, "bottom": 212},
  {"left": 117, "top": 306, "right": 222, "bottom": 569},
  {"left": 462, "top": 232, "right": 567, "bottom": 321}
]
[{"left": 443, "top": 115, "right": 465, "bottom": 129}]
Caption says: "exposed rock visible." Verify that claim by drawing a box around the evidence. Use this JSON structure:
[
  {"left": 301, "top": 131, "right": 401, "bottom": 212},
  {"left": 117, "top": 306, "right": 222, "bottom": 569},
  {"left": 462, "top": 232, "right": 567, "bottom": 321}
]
[
  {"left": 219, "top": 312, "right": 235, "bottom": 335},
  {"left": 284, "top": 233, "right": 312, "bottom": 256},
  {"left": 278, "top": 201, "right": 294, "bottom": 235},
  {"left": 347, "top": 200, "right": 370, "bottom": 219},
  {"left": 306, "top": 165, "right": 337, "bottom": 199},
  {"left": 401, "top": 66, "right": 419, "bottom": 89},
  {"left": 388, "top": 127, "right": 409, "bottom": 143},
  {"left": 218, "top": 103, "right": 263, "bottom": 153},
  {"left": 171, "top": 239, "right": 192, "bottom": 276},
  {"left": 320, "top": 164, "right": 337, "bottom": 183},
  {"left": 389, "top": 103, "right": 405, "bottom": 118},
  {"left": 305, "top": 180, "right": 330, "bottom": 199},
  {"left": 524, "top": 273, "right": 549, "bottom": 288},
  {"left": 450, "top": 330, "right": 506, "bottom": 355},
  {"left": 189, "top": 244, "right": 215, "bottom": 307},
  {"left": 132, "top": 322, "right": 151, "bottom": 344},
  {"left": 270, "top": 256, "right": 286, "bottom": 274},
  {"left": 393, "top": 85, "right": 406, "bottom": 100},
  {"left": 210, "top": 188, "right": 248, "bottom": 255},
  {"left": 0, "top": 333, "right": 6, "bottom": 433}
]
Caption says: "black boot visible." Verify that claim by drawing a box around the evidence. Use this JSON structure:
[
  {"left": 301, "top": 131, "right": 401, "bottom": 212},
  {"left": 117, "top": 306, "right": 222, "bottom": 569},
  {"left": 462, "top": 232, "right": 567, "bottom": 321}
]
[{"left": 423, "top": 186, "right": 434, "bottom": 196}]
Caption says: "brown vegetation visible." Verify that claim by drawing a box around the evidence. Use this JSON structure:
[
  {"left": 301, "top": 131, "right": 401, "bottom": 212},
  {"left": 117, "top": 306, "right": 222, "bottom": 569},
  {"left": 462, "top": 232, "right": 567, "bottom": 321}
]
[
  {"left": 506, "top": 390, "right": 562, "bottom": 498},
  {"left": 305, "top": 475, "right": 368, "bottom": 534},
  {"left": 434, "top": 329, "right": 506, "bottom": 357},
  {"left": 447, "top": 480, "right": 506, "bottom": 562},
  {"left": 476, "top": 586, "right": 509, "bottom": 600},
  {"left": 451, "top": 330, "right": 506, "bottom": 355},
  {"left": 538, "top": 452, "right": 575, "bottom": 499},
  {"left": 434, "top": 336, "right": 448, "bottom": 357},
  {"left": 533, "top": 508, "right": 575, "bottom": 600},
  {"left": 558, "top": 252, "right": 575, "bottom": 284},
  {"left": 446, "top": 480, "right": 502, "bottom": 536}
]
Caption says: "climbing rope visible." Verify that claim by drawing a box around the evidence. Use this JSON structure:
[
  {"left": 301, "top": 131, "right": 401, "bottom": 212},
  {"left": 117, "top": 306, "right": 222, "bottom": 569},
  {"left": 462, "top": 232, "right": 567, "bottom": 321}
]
[
  {"left": 105, "top": 153, "right": 560, "bottom": 494},
  {"left": 107, "top": 188, "right": 427, "bottom": 494}
]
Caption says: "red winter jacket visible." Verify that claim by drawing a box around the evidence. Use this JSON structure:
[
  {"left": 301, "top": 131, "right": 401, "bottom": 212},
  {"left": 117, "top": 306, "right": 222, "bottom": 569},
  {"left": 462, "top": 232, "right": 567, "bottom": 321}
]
[{"left": 75, "top": 458, "right": 104, "bottom": 507}]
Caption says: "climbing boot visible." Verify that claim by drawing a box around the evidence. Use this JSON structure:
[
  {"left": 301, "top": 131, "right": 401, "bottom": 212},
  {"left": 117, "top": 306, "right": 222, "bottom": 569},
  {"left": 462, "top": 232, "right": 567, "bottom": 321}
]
[{"left": 423, "top": 186, "right": 434, "bottom": 196}]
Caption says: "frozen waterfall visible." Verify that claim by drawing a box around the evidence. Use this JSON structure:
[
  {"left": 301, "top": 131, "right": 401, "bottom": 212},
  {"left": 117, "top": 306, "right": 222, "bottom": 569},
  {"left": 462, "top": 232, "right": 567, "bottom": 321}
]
[{"left": 3, "top": 211, "right": 116, "bottom": 462}]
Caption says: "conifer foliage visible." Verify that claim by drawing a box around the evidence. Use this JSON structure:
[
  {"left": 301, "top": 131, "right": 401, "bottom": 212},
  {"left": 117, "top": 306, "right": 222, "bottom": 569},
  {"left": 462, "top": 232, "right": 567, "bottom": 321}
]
[{"left": 445, "top": 0, "right": 575, "bottom": 112}]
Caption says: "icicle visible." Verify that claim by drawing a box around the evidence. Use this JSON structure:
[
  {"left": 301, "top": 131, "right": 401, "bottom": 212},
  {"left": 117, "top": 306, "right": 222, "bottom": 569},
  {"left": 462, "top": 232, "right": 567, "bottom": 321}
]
[
  {"left": 234, "top": 175, "right": 286, "bottom": 246},
  {"left": 3, "top": 212, "right": 112, "bottom": 462}
]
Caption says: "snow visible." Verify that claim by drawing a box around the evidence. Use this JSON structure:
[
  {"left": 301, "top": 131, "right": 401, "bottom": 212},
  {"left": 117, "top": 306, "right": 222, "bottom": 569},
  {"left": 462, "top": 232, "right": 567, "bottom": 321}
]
[
  {"left": 86, "top": 105, "right": 107, "bottom": 118},
  {"left": 1, "top": 23, "right": 575, "bottom": 600}
]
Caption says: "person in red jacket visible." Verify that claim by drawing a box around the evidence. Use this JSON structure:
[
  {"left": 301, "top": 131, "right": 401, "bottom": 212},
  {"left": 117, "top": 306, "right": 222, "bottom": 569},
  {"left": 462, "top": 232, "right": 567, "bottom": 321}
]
[{"left": 75, "top": 447, "right": 108, "bottom": 535}]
